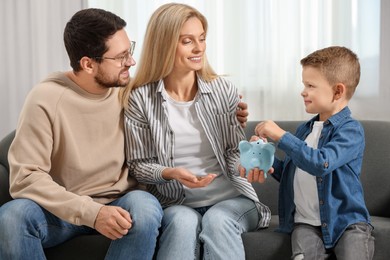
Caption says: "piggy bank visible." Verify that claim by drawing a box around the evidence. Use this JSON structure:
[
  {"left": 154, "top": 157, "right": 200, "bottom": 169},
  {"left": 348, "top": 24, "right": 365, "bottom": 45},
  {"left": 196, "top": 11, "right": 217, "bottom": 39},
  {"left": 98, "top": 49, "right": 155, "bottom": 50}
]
[{"left": 239, "top": 139, "right": 275, "bottom": 177}]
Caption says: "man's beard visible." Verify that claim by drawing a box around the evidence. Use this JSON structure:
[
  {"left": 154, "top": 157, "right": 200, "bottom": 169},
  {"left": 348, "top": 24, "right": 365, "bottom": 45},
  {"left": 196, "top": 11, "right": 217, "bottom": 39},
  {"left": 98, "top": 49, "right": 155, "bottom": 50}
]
[{"left": 94, "top": 67, "right": 130, "bottom": 89}]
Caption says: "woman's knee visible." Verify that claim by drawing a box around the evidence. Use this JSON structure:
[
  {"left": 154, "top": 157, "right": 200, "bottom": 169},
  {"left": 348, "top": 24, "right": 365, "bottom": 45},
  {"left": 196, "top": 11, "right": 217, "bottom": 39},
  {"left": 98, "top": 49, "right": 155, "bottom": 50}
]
[
  {"left": 120, "top": 191, "right": 163, "bottom": 227},
  {"left": 162, "top": 205, "right": 201, "bottom": 232},
  {"left": 119, "top": 191, "right": 162, "bottom": 213},
  {"left": 202, "top": 209, "right": 238, "bottom": 233}
]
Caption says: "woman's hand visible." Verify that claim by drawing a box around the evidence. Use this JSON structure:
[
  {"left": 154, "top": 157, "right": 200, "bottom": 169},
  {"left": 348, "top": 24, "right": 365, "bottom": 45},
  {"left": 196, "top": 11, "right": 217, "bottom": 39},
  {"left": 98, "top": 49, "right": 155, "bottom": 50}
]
[
  {"left": 239, "top": 165, "right": 274, "bottom": 183},
  {"left": 162, "top": 167, "right": 217, "bottom": 188}
]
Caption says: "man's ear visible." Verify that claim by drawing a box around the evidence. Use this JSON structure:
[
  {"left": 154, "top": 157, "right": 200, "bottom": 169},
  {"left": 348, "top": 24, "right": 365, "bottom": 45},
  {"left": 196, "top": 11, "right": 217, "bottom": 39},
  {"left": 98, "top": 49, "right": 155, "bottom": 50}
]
[
  {"left": 333, "top": 83, "right": 346, "bottom": 100},
  {"left": 79, "top": 56, "right": 95, "bottom": 73}
]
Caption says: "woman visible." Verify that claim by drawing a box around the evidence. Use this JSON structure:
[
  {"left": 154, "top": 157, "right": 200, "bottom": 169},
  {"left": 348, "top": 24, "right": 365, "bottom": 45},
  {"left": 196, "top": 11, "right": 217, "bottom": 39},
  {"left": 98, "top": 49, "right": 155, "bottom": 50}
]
[{"left": 121, "top": 3, "right": 270, "bottom": 259}]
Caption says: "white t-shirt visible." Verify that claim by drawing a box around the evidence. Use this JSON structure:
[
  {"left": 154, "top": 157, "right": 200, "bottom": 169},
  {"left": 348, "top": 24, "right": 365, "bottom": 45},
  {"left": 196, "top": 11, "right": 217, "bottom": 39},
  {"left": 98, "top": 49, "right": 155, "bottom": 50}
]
[
  {"left": 293, "top": 121, "right": 324, "bottom": 226},
  {"left": 163, "top": 89, "right": 240, "bottom": 208}
]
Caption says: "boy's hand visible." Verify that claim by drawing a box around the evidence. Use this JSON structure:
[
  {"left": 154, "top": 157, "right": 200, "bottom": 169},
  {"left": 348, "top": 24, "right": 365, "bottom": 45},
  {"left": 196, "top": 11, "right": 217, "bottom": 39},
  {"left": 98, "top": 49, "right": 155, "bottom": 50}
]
[
  {"left": 255, "top": 120, "right": 286, "bottom": 141},
  {"left": 249, "top": 135, "right": 268, "bottom": 143}
]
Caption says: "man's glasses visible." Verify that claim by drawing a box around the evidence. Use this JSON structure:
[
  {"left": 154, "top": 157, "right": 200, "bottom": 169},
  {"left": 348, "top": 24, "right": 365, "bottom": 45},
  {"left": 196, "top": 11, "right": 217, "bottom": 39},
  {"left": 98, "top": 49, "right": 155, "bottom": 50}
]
[{"left": 94, "top": 41, "right": 136, "bottom": 67}]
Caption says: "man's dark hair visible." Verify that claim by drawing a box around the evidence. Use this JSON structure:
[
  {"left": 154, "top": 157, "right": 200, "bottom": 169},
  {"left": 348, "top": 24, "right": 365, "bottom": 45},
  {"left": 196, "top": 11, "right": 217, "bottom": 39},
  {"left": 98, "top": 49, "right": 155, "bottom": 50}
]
[{"left": 64, "top": 8, "right": 126, "bottom": 71}]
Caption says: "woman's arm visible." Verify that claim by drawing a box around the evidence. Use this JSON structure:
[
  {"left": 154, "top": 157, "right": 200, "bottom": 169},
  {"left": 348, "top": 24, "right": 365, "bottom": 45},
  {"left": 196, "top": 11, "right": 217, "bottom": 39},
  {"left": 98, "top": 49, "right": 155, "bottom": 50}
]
[{"left": 124, "top": 87, "right": 168, "bottom": 184}]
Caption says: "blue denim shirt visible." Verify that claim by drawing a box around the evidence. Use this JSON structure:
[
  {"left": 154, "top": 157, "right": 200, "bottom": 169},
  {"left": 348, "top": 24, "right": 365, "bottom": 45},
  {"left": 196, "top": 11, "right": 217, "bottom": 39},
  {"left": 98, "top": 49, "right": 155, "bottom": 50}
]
[{"left": 272, "top": 107, "right": 371, "bottom": 248}]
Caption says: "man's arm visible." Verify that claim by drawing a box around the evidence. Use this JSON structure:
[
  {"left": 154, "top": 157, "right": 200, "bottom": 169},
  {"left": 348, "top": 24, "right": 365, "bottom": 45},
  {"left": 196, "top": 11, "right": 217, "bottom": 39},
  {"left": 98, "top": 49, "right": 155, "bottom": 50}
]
[{"left": 8, "top": 84, "right": 103, "bottom": 228}]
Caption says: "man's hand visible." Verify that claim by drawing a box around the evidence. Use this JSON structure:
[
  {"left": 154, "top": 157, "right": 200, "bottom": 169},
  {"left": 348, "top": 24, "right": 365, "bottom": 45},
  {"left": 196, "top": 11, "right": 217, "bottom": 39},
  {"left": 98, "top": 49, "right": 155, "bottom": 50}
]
[
  {"left": 162, "top": 167, "right": 217, "bottom": 188},
  {"left": 95, "top": 205, "right": 132, "bottom": 240},
  {"left": 237, "top": 96, "right": 249, "bottom": 128}
]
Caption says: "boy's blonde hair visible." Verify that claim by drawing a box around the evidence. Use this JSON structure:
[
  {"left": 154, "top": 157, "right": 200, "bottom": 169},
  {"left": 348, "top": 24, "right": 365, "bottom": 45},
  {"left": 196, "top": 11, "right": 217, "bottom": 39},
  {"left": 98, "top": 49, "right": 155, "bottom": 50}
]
[
  {"left": 300, "top": 46, "right": 360, "bottom": 100},
  {"left": 120, "top": 3, "right": 217, "bottom": 107}
]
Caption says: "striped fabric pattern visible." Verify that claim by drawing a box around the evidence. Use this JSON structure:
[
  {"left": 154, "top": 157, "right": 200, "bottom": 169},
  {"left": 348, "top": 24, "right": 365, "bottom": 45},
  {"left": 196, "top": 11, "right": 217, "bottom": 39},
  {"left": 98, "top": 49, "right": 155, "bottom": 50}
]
[{"left": 124, "top": 76, "right": 271, "bottom": 228}]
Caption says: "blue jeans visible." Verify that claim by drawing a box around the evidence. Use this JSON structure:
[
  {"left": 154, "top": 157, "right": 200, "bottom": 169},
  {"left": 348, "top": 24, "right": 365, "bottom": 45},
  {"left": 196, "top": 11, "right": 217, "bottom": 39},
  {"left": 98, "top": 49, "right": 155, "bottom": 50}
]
[
  {"left": 0, "top": 190, "right": 163, "bottom": 260},
  {"left": 156, "top": 195, "right": 259, "bottom": 260},
  {"left": 291, "top": 222, "right": 374, "bottom": 260}
]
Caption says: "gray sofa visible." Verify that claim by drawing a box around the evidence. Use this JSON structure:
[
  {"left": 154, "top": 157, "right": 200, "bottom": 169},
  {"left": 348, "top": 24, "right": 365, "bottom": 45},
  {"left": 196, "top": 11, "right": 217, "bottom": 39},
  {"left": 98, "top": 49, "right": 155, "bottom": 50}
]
[{"left": 1, "top": 120, "right": 389, "bottom": 260}]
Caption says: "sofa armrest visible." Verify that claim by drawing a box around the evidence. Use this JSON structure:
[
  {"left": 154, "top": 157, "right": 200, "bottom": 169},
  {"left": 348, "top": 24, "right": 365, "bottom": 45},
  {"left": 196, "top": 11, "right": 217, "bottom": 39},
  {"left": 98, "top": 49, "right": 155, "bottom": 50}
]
[{"left": 0, "top": 130, "right": 15, "bottom": 206}]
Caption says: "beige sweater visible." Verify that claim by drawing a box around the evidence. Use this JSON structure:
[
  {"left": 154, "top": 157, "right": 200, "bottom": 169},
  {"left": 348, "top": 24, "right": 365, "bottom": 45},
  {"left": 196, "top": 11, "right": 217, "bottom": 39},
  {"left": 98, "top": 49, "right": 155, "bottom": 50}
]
[{"left": 8, "top": 72, "right": 137, "bottom": 228}]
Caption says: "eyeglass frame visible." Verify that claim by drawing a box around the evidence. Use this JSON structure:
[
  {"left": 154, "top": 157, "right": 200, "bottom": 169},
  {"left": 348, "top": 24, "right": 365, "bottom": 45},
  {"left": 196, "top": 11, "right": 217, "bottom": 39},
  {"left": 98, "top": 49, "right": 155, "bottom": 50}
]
[{"left": 93, "top": 41, "right": 136, "bottom": 67}]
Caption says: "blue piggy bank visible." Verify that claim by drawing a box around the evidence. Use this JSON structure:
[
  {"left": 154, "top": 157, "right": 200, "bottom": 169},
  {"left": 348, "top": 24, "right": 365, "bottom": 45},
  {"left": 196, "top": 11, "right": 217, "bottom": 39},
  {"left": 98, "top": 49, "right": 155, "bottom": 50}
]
[{"left": 239, "top": 139, "right": 275, "bottom": 177}]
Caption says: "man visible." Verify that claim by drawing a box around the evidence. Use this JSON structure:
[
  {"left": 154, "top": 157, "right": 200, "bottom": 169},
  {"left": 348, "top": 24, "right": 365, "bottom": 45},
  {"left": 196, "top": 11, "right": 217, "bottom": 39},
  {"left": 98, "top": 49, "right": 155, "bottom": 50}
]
[
  {"left": 0, "top": 8, "right": 249, "bottom": 260},
  {"left": 0, "top": 8, "right": 163, "bottom": 259}
]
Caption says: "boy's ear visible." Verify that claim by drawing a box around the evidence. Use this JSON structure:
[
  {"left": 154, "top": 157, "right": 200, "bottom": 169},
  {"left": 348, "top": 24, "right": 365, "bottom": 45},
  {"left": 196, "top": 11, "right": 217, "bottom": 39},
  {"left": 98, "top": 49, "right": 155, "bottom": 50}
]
[{"left": 333, "top": 83, "right": 346, "bottom": 100}]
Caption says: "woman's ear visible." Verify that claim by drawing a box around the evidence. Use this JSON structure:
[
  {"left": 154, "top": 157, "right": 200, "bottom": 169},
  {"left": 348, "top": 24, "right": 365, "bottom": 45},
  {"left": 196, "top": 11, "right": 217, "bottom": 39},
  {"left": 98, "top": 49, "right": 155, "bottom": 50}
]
[
  {"left": 333, "top": 83, "right": 346, "bottom": 100},
  {"left": 79, "top": 56, "right": 95, "bottom": 74}
]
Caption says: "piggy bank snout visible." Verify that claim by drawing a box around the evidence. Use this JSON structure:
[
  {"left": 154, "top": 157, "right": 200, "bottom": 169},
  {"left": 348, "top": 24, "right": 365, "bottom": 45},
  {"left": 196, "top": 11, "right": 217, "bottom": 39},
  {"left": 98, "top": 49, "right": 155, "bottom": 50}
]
[{"left": 249, "top": 157, "right": 261, "bottom": 167}]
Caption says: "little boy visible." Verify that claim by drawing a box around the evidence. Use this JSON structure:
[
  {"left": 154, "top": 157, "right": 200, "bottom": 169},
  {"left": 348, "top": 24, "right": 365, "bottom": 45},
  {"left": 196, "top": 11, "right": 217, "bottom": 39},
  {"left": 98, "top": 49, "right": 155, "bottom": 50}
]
[{"left": 245, "top": 46, "right": 374, "bottom": 259}]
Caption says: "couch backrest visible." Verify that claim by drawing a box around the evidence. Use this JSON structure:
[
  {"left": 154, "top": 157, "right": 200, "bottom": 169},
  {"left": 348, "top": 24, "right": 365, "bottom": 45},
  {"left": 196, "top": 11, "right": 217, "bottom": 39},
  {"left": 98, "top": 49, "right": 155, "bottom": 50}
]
[
  {"left": 244, "top": 120, "right": 390, "bottom": 218},
  {"left": 0, "top": 130, "right": 15, "bottom": 206},
  {"left": 359, "top": 120, "right": 390, "bottom": 217},
  {"left": 2, "top": 121, "right": 390, "bottom": 217}
]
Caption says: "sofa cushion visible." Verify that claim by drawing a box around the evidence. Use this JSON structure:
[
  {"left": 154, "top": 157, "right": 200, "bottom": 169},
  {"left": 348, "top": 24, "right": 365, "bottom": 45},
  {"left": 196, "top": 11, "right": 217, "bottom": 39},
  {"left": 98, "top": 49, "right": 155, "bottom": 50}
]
[
  {"left": 243, "top": 216, "right": 291, "bottom": 259},
  {"left": 370, "top": 216, "right": 390, "bottom": 260},
  {"left": 0, "top": 130, "right": 14, "bottom": 172},
  {"left": 359, "top": 121, "right": 390, "bottom": 218},
  {"left": 44, "top": 234, "right": 110, "bottom": 260}
]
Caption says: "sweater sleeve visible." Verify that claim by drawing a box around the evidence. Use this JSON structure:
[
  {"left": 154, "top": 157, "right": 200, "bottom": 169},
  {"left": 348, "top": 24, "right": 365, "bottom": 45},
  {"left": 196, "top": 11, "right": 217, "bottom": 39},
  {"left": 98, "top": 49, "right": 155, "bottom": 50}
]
[{"left": 9, "top": 84, "right": 103, "bottom": 228}]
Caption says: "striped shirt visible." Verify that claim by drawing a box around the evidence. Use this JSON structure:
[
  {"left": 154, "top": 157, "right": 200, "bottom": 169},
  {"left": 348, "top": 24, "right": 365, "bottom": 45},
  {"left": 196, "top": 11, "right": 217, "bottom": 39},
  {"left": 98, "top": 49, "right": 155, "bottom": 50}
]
[{"left": 124, "top": 75, "right": 271, "bottom": 228}]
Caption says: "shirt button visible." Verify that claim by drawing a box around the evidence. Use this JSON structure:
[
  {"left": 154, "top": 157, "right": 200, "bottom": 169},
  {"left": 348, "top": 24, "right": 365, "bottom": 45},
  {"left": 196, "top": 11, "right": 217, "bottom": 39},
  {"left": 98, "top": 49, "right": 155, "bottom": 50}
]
[
  {"left": 319, "top": 200, "right": 324, "bottom": 205},
  {"left": 324, "top": 162, "right": 329, "bottom": 168},
  {"left": 317, "top": 177, "right": 323, "bottom": 183},
  {"left": 322, "top": 223, "right": 327, "bottom": 228}
]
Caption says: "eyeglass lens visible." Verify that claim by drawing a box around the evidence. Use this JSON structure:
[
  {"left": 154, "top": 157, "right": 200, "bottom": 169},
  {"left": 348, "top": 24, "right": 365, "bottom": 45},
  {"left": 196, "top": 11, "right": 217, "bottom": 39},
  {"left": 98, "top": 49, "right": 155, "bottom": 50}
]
[{"left": 121, "top": 41, "right": 136, "bottom": 66}]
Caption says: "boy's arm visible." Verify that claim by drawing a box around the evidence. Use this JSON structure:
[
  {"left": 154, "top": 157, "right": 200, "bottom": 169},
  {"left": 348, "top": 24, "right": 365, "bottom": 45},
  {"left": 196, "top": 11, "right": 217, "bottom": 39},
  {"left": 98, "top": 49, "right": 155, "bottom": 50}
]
[{"left": 278, "top": 120, "right": 364, "bottom": 177}]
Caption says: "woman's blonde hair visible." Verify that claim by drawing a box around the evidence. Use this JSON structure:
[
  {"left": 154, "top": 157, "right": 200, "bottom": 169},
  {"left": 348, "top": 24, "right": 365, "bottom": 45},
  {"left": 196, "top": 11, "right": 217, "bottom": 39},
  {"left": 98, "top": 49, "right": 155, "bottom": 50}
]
[{"left": 120, "top": 3, "right": 217, "bottom": 107}]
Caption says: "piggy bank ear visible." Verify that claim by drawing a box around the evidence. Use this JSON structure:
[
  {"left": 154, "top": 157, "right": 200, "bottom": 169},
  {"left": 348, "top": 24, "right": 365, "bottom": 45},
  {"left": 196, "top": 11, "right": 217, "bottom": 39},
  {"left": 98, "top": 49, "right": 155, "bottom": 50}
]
[
  {"left": 259, "top": 143, "right": 276, "bottom": 173},
  {"left": 239, "top": 140, "right": 251, "bottom": 153},
  {"left": 265, "top": 143, "right": 276, "bottom": 154}
]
